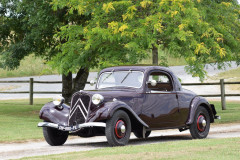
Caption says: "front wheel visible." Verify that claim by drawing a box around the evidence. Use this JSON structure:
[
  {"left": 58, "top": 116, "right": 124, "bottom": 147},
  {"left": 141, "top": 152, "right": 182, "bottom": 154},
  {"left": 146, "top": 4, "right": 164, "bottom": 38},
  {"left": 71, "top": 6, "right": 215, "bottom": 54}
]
[
  {"left": 43, "top": 127, "right": 69, "bottom": 146},
  {"left": 190, "top": 106, "right": 210, "bottom": 139},
  {"left": 105, "top": 110, "right": 131, "bottom": 146}
]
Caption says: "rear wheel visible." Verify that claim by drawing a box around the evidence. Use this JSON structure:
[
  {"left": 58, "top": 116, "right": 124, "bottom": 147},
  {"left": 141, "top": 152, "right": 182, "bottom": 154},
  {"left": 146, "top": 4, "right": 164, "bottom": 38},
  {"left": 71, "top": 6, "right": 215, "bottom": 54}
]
[
  {"left": 43, "top": 127, "right": 68, "bottom": 146},
  {"left": 105, "top": 110, "right": 131, "bottom": 146},
  {"left": 190, "top": 106, "right": 210, "bottom": 139}
]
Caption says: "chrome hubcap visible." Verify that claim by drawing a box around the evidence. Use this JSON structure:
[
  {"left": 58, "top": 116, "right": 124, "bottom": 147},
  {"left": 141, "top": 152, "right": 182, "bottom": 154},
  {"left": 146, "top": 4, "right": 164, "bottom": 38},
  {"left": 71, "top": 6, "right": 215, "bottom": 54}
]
[
  {"left": 120, "top": 125, "right": 126, "bottom": 133},
  {"left": 115, "top": 120, "right": 126, "bottom": 138},
  {"left": 197, "top": 115, "right": 206, "bottom": 132}
]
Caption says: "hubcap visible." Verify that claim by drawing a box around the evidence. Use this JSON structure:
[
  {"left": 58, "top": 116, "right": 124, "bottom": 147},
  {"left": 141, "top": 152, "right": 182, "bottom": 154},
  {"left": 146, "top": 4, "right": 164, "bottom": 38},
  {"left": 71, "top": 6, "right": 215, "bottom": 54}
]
[
  {"left": 115, "top": 120, "right": 126, "bottom": 138},
  {"left": 197, "top": 115, "right": 206, "bottom": 132}
]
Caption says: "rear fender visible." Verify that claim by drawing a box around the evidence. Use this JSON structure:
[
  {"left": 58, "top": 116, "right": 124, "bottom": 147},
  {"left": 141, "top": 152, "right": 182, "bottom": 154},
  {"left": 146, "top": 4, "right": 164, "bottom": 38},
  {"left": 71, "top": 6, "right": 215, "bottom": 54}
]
[
  {"left": 186, "top": 96, "right": 215, "bottom": 125},
  {"left": 39, "top": 102, "right": 70, "bottom": 126},
  {"left": 88, "top": 101, "right": 149, "bottom": 129}
]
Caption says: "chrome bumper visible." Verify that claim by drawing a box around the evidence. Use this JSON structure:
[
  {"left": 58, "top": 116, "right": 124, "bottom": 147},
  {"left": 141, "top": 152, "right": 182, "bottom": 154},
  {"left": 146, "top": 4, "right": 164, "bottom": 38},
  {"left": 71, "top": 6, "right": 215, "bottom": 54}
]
[
  {"left": 214, "top": 115, "right": 221, "bottom": 119},
  {"left": 38, "top": 122, "right": 106, "bottom": 132}
]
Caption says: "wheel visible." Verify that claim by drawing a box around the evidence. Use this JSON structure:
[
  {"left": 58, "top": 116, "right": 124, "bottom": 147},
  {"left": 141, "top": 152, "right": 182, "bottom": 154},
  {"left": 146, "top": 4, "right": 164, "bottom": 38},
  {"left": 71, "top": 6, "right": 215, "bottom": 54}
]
[
  {"left": 43, "top": 127, "right": 69, "bottom": 146},
  {"left": 105, "top": 110, "right": 131, "bottom": 146},
  {"left": 190, "top": 106, "right": 210, "bottom": 139},
  {"left": 133, "top": 129, "right": 151, "bottom": 139}
]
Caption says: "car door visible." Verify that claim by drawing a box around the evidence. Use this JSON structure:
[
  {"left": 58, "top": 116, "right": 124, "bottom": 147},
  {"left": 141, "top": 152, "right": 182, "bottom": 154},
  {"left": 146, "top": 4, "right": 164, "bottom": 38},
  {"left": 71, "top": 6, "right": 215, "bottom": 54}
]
[{"left": 141, "top": 70, "right": 180, "bottom": 129}]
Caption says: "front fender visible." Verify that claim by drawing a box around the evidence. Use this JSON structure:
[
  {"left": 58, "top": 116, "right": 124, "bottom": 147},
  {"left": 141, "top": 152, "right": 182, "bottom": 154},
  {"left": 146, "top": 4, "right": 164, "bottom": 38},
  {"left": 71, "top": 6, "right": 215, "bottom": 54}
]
[
  {"left": 186, "top": 96, "right": 214, "bottom": 125},
  {"left": 88, "top": 101, "right": 149, "bottom": 128},
  {"left": 39, "top": 102, "right": 70, "bottom": 126}
]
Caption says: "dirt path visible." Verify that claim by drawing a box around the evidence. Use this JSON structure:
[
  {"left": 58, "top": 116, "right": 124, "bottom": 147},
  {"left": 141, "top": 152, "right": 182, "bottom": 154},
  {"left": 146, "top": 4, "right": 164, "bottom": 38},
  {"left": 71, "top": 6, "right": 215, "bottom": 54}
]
[{"left": 0, "top": 123, "right": 240, "bottom": 160}]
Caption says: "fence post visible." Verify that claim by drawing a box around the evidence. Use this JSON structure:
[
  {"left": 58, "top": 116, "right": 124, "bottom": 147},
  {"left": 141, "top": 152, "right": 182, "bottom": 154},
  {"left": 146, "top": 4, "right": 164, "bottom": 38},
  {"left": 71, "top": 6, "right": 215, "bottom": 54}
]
[
  {"left": 29, "top": 78, "right": 33, "bottom": 105},
  {"left": 220, "top": 79, "right": 226, "bottom": 110}
]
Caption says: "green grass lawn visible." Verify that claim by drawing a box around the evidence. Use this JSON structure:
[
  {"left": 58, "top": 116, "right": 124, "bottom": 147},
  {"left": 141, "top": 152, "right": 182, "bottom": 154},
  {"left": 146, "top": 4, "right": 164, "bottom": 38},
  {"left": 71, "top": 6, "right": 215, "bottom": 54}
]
[
  {"left": 0, "top": 99, "right": 239, "bottom": 143},
  {"left": 210, "top": 100, "right": 240, "bottom": 124},
  {"left": 208, "top": 66, "right": 240, "bottom": 92},
  {"left": 21, "top": 137, "right": 240, "bottom": 160},
  {"left": 0, "top": 55, "right": 57, "bottom": 78},
  {"left": 0, "top": 99, "right": 50, "bottom": 142}
]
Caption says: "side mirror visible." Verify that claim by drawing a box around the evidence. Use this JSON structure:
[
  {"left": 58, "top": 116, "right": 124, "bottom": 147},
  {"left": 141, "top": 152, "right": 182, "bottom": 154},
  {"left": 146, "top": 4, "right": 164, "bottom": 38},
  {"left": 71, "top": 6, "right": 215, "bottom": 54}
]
[
  {"left": 90, "top": 80, "right": 96, "bottom": 86},
  {"left": 150, "top": 80, "right": 157, "bottom": 87}
]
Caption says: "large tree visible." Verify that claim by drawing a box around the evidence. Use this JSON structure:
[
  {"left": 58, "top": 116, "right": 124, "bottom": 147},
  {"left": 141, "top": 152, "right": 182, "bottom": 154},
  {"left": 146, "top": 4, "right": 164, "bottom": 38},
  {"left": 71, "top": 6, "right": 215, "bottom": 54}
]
[
  {"left": 52, "top": 0, "right": 240, "bottom": 82},
  {"left": 1, "top": 0, "right": 240, "bottom": 102}
]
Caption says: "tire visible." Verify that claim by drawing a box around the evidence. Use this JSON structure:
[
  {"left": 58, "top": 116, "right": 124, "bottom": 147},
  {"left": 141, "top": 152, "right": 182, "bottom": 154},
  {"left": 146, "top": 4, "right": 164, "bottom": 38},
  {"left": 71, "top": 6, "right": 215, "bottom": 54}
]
[
  {"left": 43, "top": 127, "right": 69, "bottom": 146},
  {"left": 133, "top": 130, "right": 151, "bottom": 139},
  {"left": 190, "top": 106, "right": 210, "bottom": 139},
  {"left": 105, "top": 110, "right": 131, "bottom": 146}
]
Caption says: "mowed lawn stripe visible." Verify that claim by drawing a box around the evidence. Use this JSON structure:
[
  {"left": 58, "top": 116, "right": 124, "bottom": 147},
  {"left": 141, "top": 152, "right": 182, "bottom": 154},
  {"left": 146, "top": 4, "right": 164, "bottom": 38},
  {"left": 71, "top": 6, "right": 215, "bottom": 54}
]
[{"left": 20, "top": 137, "right": 240, "bottom": 160}]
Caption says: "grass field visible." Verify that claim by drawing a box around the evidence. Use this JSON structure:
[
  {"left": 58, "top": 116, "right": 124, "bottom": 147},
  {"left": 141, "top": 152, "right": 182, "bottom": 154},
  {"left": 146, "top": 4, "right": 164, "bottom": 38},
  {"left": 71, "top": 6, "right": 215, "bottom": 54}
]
[
  {"left": 211, "top": 101, "right": 240, "bottom": 124},
  {"left": 0, "top": 99, "right": 239, "bottom": 143},
  {"left": 0, "top": 99, "right": 50, "bottom": 142},
  {"left": 208, "top": 66, "right": 240, "bottom": 92},
  {"left": 21, "top": 137, "right": 240, "bottom": 160},
  {"left": 0, "top": 55, "right": 57, "bottom": 78}
]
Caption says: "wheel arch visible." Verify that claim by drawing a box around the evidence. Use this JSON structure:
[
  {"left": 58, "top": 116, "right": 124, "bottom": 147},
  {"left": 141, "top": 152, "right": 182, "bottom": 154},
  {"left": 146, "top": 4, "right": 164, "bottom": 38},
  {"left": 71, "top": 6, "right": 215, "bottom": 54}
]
[
  {"left": 199, "top": 103, "right": 214, "bottom": 123},
  {"left": 39, "top": 102, "right": 70, "bottom": 126},
  {"left": 115, "top": 107, "right": 148, "bottom": 132},
  {"left": 186, "top": 96, "right": 214, "bottom": 125},
  {"left": 90, "top": 101, "right": 149, "bottom": 130}
]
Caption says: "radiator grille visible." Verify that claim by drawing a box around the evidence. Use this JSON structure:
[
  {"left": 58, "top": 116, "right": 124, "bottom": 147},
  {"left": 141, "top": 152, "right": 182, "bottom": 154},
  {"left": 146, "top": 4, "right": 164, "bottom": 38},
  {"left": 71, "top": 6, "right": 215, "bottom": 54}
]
[{"left": 68, "top": 93, "right": 90, "bottom": 126}]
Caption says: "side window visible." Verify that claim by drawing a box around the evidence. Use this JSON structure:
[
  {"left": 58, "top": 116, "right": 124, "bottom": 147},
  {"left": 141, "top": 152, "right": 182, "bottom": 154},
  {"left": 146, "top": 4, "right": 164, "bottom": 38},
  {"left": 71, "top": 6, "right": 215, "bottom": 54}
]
[{"left": 148, "top": 72, "right": 173, "bottom": 91}]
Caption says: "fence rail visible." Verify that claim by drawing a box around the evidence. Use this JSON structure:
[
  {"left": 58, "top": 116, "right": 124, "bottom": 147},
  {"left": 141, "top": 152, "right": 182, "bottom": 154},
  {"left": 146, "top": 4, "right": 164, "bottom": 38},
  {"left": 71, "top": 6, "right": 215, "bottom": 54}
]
[{"left": 0, "top": 78, "right": 239, "bottom": 110}]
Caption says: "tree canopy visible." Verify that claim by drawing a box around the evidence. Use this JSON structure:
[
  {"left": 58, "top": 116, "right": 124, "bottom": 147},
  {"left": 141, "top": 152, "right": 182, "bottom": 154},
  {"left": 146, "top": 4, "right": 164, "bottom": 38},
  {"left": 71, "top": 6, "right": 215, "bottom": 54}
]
[
  {"left": 52, "top": 0, "right": 240, "bottom": 81},
  {"left": 0, "top": 0, "right": 240, "bottom": 100},
  {"left": 0, "top": 0, "right": 60, "bottom": 69},
  {"left": 0, "top": 0, "right": 90, "bottom": 102}
]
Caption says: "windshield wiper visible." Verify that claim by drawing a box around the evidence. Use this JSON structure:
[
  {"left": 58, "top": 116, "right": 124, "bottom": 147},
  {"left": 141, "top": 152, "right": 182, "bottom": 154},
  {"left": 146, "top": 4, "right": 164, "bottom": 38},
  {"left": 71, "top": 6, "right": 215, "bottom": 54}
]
[
  {"left": 102, "top": 69, "right": 114, "bottom": 82},
  {"left": 121, "top": 69, "right": 132, "bottom": 83}
]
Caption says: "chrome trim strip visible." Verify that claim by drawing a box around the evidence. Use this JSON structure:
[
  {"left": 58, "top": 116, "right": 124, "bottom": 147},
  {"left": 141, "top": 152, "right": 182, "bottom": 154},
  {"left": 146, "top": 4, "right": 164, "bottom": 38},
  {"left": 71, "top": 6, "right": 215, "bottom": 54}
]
[
  {"left": 79, "top": 98, "right": 88, "bottom": 113},
  {"left": 69, "top": 98, "right": 88, "bottom": 120},
  {"left": 69, "top": 99, "right": 80, "bottom": 117},
  {"left": 214, "top": 115, "right": 221, "bottom": 119},
  {"left": 38, "top": 122, "right": 58, "bottom": 129},
  {"left": 77, "top": 104, "right": 86, "bottom": 119},
  {"left": 38, "top": 122, "right": 106, "bottom": 132}
]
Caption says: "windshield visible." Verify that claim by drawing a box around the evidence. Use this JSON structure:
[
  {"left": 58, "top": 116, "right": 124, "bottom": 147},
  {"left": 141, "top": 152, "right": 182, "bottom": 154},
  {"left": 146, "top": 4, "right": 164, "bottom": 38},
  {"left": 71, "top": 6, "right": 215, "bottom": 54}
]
[{"left": 97, "top": 71, "right": 144, "bottom": 89}]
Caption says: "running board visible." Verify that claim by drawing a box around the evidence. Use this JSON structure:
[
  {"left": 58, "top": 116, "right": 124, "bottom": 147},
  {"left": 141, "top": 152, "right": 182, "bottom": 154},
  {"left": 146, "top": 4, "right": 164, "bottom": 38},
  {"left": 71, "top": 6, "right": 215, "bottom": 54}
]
[{"left": 38, "top": 122, "right": 106, "bottom": 132}]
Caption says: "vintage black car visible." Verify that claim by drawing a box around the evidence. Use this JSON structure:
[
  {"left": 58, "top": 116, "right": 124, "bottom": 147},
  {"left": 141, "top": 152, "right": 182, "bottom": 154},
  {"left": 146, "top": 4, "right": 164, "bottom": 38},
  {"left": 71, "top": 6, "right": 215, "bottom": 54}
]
[{"left": 38, "top": 66, "right": 220, "bottom": 146}]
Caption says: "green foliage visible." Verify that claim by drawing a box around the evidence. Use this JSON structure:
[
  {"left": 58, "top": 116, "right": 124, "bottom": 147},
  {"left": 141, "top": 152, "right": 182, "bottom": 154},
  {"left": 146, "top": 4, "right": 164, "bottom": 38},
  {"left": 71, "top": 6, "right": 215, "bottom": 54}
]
[
  {"left": 51, "top": 0, "right": 240, "bottom": 80},
  {"left": 0, "top": 0, "right": 60, "bottom": 69},
  {"left": 1, "top": 0, "right": 240, "bottom": 80}
]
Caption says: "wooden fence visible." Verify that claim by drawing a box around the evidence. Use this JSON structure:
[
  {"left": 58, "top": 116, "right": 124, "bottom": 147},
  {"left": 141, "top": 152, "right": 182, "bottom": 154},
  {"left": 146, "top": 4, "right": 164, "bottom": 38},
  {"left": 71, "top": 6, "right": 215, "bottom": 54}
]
[{"left": 0, "top": 78, "right": 239, "bottom": 110}]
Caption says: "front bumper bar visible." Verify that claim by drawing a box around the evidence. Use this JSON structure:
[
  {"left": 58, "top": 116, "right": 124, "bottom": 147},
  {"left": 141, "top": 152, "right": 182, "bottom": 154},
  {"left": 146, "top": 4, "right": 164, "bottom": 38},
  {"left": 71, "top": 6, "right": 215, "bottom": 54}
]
[{"left": 38, "top": 122, "right": 106, "bottom": 132}]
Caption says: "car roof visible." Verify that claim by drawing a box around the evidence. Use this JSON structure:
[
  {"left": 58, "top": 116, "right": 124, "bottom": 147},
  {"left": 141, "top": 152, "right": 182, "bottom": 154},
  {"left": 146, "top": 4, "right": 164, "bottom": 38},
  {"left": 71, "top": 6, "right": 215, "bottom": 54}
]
[
  {"left": 98, "top": 65, "right": 182, "bottom": 91},
  {"left": 99, "top": 66, "right": 173, "bottom": 74}
]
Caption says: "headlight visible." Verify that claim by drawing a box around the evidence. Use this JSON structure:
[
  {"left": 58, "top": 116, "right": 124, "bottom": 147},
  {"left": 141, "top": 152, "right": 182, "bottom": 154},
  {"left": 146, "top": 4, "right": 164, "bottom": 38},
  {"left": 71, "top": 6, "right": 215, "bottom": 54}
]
[
  {"left": 92, "top": 94, "right": 104, "bottom": 105},
  {"left": 53, "top": 95, "right": 65, "bottom": 106}
]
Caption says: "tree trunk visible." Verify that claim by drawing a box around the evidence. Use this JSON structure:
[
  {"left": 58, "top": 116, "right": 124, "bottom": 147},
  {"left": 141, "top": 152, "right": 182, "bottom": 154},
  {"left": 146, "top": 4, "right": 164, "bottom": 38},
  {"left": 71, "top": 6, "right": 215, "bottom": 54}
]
[
  {"left": 72, "top": 67, "right": 89, "bottom": 93},
  {"left": 152, "top": 45, "right": 158, "bottom": 65},
  {"left": 62, "top": 68, "right": 90, "bottom": 104},
  {"left": 62, "top": 72, "right": 73, "bottom": 104}
]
